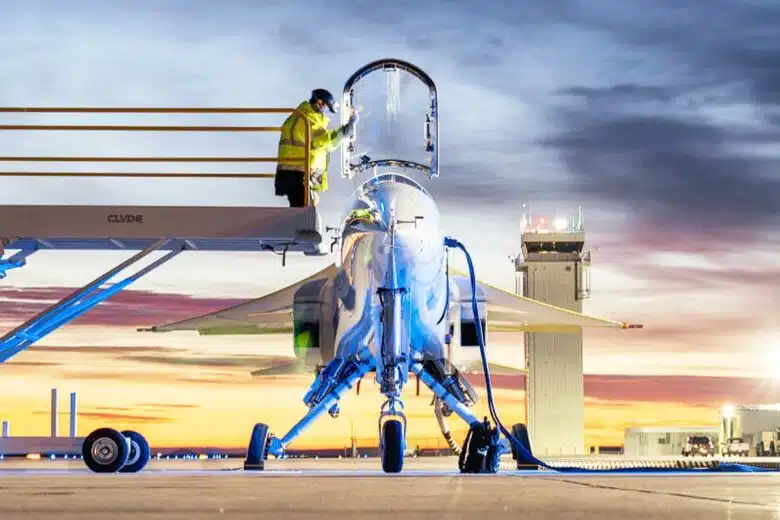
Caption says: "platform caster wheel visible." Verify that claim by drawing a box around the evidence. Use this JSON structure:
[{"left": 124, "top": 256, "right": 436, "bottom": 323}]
[
  {"left": 82, "top": 427, "right": 130, "bottom": 473},
  {"left": 244, "top": 423, "right": 271, "bottom": 471},
  {"left": 119, "top": 430, "right": 150, "bottom": 473},
  {"left": 381, "top": 419, "right": 405, "bottom": 474}
]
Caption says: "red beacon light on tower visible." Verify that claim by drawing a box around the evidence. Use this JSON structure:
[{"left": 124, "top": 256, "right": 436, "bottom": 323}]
[{"left": 519, "top": 204, "right": 583, "bottom": 234}]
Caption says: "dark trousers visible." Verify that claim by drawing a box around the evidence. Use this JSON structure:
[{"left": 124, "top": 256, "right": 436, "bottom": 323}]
[{"left": 275, "top": 169, "right": 308, "bottom": 207}]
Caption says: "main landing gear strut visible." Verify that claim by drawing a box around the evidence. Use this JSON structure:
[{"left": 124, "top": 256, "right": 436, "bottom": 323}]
[
  {"left": 242, "top": 350, "right": 530, "bottom": 474},
  {"left": 244, "top": 351, "right": 375, "bottom": 471}
]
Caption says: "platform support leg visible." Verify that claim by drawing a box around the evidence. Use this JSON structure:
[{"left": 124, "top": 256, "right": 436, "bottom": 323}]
[
  {"left": 265, "top": 353, "right": 375, "bottom": 458},
  {"left": 0, "top": 239, "right": 184, "bottom": 363},
  {"left": 0, "top": 247, "right": 38, "bottom": 279}
]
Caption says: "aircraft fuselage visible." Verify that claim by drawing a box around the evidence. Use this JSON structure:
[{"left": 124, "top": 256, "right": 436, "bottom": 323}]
[{"left": 334, "top": 172, "right": 451, "bottom": 397}]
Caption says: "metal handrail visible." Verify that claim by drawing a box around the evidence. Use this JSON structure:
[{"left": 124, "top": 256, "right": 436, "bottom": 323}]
[{"left": 0, "top": 106, "right": 313, "bottom": 206}]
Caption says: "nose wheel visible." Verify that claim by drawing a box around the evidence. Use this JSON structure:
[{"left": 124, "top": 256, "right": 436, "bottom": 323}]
[{"left": 379, "top": 398, "right": 407, "bottom": 473}]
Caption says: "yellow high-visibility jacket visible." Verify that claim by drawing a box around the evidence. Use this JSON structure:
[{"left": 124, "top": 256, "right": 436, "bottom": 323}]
[{"left": 276, "top": 100, "right": 344, "bottom": 192}]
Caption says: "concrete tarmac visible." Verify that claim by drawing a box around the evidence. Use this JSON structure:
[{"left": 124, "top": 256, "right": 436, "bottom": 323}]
[{"left": 1, "top": 457, "right": 779, "bottom": 519}]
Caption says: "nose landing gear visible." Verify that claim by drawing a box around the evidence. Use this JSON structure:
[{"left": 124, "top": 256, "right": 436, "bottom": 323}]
[{"left": 379, "top": 398, "right": 407, "bottom": 473}]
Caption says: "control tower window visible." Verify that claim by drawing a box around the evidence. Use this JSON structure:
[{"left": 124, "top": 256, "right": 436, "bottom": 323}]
[{"left": 524, "top": 241, "right": 583, "bottom": 254}]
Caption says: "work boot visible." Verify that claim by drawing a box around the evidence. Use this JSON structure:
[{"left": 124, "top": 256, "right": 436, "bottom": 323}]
[{"left": 303, "top": 209, "right": 329, "bottom": 256}]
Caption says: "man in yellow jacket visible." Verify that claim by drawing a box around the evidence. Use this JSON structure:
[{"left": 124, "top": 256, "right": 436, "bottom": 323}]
[{"left": 275, "top": 89, "right": 358, "bottom": 207}]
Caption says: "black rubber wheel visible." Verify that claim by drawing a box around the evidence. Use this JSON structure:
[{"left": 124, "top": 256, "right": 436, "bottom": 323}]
[
  {"left": 82, "top": 427, "right": 130, "bottom": 473},
  {"left": 244, "top": 423, "right": 271, "bottom": 471},
  {"left": 119, "top": 430, "right": 151, "bottom": 473},
  {"left": 381, "top": 420, "right": 405, "bottom": 474},
  {"left": 458, "top": 422, "right": 501, "bottom": 473},
  {"left": 510, "top": 423, "right": 532, "bottom": 460}
]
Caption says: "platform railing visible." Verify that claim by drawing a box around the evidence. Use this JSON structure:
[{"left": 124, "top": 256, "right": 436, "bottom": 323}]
[{"left": 0, "top": 107, "right": 313, "bottom": 206}]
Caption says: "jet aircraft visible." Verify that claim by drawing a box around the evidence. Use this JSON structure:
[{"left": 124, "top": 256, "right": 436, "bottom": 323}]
[{"left": 143, "top": 58, "right": 640, "bottom": 473}]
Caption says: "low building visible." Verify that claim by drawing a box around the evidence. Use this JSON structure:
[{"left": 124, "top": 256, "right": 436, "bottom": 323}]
[
  {"left": 623, "top": 427, "right": 718, "bottom": 457},
  {"left": 0, "top": 436, "right": 84, "bottom": 456},
  {"left": 721, "top": 404, "right": 780, "bottom": 455},
  {"left": 0, "top": 388, "right": 81, "bottom": 456}
]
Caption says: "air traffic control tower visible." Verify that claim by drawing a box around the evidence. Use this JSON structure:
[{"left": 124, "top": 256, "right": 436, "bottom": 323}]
[{"left": 513, "top": 205, "right": 591, "bottom": 456}]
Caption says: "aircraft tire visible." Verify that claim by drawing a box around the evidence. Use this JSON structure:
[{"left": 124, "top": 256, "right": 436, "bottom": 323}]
[
  {"left": 381, "top": 419, "right": 405, "bottom": 473},
  {"left": 244, "top": 423, "right": 271, "bottom": 471},
  {"left": 510, "top": 424, "right": 532, "bottom": 460},
  {"left": 119, "top": 430, "right": 151, "bottom": 473},
  {"left": 82, "top": 427, "right": 130, "bottom": 473}
]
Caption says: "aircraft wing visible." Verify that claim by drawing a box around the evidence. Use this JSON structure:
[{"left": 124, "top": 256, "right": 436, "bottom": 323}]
[
  {"left": 141, "top": 263, "right": 640, "bottom": 336},
  {"left": 451, "top": 272, "right": 642, "bottom": 332},
  {"left": 139, "top": 263, "right": 338, "bottom": 334},
  {"left": 459, "top": 360, "right": 527, "bottom": 376}
]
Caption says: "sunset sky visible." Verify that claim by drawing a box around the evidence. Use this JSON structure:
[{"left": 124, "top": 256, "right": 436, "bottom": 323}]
[{"left": 0, "top": 0, "right": 779, "bottom": 451}]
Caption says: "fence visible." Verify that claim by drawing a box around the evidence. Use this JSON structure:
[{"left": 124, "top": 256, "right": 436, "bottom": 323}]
[{"left": 0, "top": 107, "right": 313, "bottom": 206}]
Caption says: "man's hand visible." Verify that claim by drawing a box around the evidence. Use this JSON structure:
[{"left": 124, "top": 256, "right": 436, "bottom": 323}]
[
  {"left": 339, "top": 109, "right": 360, "bottom": 138},
  {"left": 348, "top": 108, "right": 359, "bottom": 126}
]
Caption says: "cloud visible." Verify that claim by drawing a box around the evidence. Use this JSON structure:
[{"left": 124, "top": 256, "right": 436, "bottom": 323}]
[
  {"left": 0, "top": 0, "right": 776, "bottom": 229},
  {"left": 57, "top": 369, "right": 189, "bottom": 385},
  {"left": 467, "top": 373, "right": 780, "bottom": 407},
  {"left": 136, "top": 403, "right": 199, "bottom": 409},
  {"left": 1, "top": 361, "right": 62, "bottom": 367},
  {"left": 0, "top": 0, "right": 775, "bottom": 280},
  {"left": 556, "top": 84, "right": 684, "bottom": 103},
  {"left": 583, "top": 246, "right": 780, "bottom": 341},
  {"left": 0, "top": 0, "right": 776, "bottom": 384},
  {"left": 540, "top": 110, "right": 780, "bottom": 235},
  {"left": 577, "top": 2, "right": 780, "bottom": 111},
  {"left": 536, "top": 1, "right": 780, "bottom": 242},
  {"left": 120, "top": 354, "right": 297, "bottom": 370},
  {"left": 585, "top": 316, "right": 773, "bottom": 354},
  {"left": 584, "top": 375, "right": 780, "bottom": 406},
  {"left": 0, "top": 0, "right": 585, "bottom": 220},
  {"left": 595, "top": 258, "right": 780, "bottom": 302},
  {"left": 547, "top": 114, "right": 780, "bottom": 230},
  {"left": 28, "top": 346, "right": 177, "bottom": 353},
  {"left": 33, "top": 410, "right": 172, "bottom": 423},
  {"left": 0, "top": 287, "right": 245, "bottom": 327}
]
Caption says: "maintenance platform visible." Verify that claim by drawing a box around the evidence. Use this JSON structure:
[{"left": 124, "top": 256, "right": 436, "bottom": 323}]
[{"left": 0, "top": 106, "right": 324, "bottom": 363}]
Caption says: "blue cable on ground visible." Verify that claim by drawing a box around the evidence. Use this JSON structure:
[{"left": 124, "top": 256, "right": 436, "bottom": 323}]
[{"left": 443, "top": 236, "right": 772, "bottom": 474}]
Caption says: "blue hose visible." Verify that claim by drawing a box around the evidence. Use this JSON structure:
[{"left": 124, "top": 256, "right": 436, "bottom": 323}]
[{"left": 443, "top": 236, "right": 772, "bottom": 474}]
